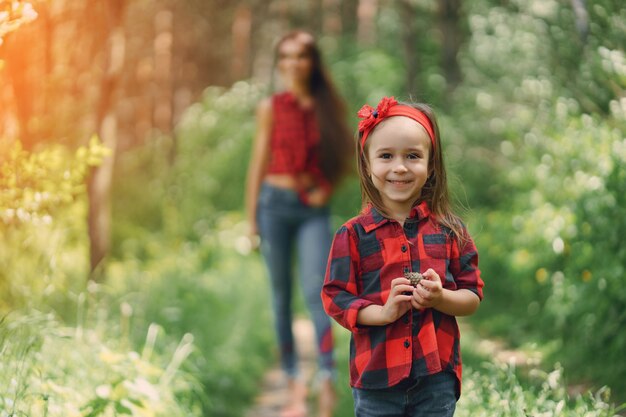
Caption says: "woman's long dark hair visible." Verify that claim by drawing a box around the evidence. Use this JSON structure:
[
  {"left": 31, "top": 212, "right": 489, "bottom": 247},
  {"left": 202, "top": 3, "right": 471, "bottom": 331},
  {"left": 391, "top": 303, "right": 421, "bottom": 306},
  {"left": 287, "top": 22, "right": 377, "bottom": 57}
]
[{"left": 274, "top": 31, "right": 353, "bottom": 186}]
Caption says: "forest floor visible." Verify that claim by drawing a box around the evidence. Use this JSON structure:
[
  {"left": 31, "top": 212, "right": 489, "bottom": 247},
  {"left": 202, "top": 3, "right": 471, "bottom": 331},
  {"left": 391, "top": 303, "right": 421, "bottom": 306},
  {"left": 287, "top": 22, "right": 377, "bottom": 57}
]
[
  {"left": 243, "top": 318, "right": 547, "bottom": 417},
  {"left": 244, "top": 318, "right": 623, "bottom": 417},
  {"left": 245, "top": 318, "right": 317, "bottom": 417}
]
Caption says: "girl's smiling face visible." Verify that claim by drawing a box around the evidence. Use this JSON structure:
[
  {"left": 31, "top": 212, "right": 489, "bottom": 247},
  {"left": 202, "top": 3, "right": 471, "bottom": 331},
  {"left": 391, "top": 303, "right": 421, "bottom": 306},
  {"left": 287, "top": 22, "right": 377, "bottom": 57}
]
[{"left": 366, "top": 116, "right": 432, "bottom": 218}]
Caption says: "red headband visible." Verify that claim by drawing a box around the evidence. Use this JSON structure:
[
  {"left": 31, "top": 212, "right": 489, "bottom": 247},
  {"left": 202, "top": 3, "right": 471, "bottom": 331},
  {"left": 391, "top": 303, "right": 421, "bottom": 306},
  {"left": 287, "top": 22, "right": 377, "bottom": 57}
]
[{"left": 357, "top": 96, "right": 436, "bottom": 151}]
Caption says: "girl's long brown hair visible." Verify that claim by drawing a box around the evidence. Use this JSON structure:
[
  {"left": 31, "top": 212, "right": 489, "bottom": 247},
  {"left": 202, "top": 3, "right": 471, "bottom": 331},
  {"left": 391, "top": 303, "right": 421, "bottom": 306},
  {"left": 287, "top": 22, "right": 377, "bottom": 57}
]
[
  {"left": 356, "top": 102, "right": 468, "bottom": 245},
  {"left": 274, "top": 31, "right": 353, "bottom": 186}
]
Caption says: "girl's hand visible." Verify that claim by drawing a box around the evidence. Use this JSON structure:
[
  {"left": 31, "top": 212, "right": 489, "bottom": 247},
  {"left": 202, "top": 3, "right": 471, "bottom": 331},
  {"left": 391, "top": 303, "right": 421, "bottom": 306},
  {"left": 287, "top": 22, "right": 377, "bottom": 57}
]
[
  {"left": 381, "top": 277, "right": 414, "bottom": 324},
  {"left": 411, "top": 268, "right": 443, "bottom": 310}
]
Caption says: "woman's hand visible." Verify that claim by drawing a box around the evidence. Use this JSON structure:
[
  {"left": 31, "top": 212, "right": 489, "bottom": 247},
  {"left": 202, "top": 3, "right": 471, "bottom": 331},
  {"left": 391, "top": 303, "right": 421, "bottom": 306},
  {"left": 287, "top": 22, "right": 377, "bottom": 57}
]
[
  {"left": 305, "top": 187, "right": 330, "bottom": 207},
  {"left": 247, "top": 222, "right": 261, "bottom": 251},
  {"left": 411, "top": 268, "right": 443, "bottom": 310}
]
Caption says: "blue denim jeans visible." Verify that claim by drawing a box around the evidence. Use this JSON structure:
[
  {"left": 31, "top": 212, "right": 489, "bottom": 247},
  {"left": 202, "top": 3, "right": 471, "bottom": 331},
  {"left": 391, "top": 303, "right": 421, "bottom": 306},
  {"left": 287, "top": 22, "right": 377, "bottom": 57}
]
[
  {"left": 352, "top": 371, "right": 457, "bottom": 417},
  {"left": 256, "top": 183, "right": 335, "bottom": 378}
]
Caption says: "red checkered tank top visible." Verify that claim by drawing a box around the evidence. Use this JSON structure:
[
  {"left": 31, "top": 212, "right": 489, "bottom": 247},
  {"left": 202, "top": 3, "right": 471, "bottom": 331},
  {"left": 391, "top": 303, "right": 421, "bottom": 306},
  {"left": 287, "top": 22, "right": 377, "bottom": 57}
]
[{"left": 267, "top": 92, "right": 323, "bottom": 178}]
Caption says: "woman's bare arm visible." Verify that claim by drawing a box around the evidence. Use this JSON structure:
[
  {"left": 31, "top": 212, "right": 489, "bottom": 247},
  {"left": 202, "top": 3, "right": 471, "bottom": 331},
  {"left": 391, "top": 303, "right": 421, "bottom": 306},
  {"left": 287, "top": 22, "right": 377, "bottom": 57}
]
[{"left": 245, "top": 99, "right": 272, "bottom": 235}]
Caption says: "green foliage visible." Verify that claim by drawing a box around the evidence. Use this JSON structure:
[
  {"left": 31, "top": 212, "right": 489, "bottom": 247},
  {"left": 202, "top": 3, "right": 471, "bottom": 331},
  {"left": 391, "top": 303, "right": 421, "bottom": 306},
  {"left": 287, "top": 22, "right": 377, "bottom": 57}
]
[
  {"left": 0, "top": 311, "right": 200, "bottom": 416},
  {"left": 171, "top": 82, "right": 264, "bottom": 239},
  {"left": 457, "top": 363, "right": 623, "bottom": 417},
  {"left": 3, "top": 0, "right": 625, "bottom": 414},
  {"left": 163, "top": 3, "right": 626, "bottom": 402},
  {"left": 0, "top": 213, "right": 273, "bottom": 416},
  {"left": 107, "top": 214, "right": 274, "bottom": 417},
  {"left": 0, "top": 137, "right": 109, "bottom": 311},
  {"left": 331, "top": 321, "right": 624, "bottom": 416},
  {"left": 110, "top": 136, "right": 172, "bottom": 260},
  {"left": 0, "top": 136, "right": 109, "bottom": 227},
  {"left": 451, "top": 0, "right": 626, "bottom": 399},
  {"left": 552, "top": 141, "right": 626, "bottom": 390}
]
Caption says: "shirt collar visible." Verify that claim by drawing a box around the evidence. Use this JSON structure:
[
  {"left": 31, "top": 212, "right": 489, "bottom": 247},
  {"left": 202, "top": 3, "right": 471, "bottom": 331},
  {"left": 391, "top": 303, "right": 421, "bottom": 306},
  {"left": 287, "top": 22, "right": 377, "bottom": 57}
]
[{"left": 360, "top": 201, "right": 432, "bottom": 233}]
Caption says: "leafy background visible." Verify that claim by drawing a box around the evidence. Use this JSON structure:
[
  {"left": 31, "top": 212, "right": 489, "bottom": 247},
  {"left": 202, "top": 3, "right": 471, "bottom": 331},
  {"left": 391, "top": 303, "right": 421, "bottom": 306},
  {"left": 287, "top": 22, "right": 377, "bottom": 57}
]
[{"left": 1, "top": 0, "right": 625, "bottom": 415}]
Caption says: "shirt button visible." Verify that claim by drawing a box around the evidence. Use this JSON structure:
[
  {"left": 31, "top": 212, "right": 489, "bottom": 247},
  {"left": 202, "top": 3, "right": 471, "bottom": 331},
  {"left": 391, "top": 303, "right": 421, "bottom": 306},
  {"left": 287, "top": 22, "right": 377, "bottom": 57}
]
[
  {"left": 401, "top": 245, "right": 407, "bottom": 252},
  {"left": 404, "top": 340, "right": 410, "bottom": 348},
  {"left": 403, "top": 266, "right": 409, "bottom": 273}
]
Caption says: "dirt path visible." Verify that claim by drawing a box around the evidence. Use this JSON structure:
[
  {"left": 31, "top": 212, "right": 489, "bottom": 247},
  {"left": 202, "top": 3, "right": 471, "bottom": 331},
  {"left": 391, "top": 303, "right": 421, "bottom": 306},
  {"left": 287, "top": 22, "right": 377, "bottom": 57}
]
[
  {"left": 246, "top": 319, "right": 624, "bottom": 416},
  {"left": 244, "top": 319, "right": 545, "bottom": 417},
  {"left": 245, "top": 318, "right": 317, "bottom": 417}
]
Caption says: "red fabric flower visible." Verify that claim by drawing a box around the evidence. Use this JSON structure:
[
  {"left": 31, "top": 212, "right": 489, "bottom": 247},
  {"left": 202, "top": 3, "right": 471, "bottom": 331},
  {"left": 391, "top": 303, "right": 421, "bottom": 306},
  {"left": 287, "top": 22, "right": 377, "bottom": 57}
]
[
  {"left": 357, "top": 96, "right": 399, "bottom": 133},
  {"left": 357, "top": 105, "right": 376, "bottom": 132},
  {"left": 376, "top": 96, "right": 398, "bottom": 116}
]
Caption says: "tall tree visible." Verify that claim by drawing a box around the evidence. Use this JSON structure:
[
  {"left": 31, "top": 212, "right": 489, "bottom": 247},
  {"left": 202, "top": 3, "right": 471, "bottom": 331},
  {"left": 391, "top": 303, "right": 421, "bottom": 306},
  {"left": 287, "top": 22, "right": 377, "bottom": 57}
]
[
  {"left": 88, "top": 0, "right": 127, "bottom": 279},
  {"left": 357, "top": 0, "right": 377, "bottom": 46},
  {"left": 231, "top": 3, "right": 252, "bottom": 80},
  {"left": 438, "top": 0, "right": 463, "bottom": 94},
  {"left": 340, "top": 0, "right": 359, "bottom": 40},
  {"left": 399, "top": 0, "right": 419, "bottom": 94}
]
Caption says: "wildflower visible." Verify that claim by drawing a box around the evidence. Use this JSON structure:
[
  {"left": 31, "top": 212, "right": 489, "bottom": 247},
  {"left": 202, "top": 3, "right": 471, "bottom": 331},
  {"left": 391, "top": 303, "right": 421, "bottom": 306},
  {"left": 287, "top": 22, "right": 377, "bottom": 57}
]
[{"left": 535, "top": 268, "right": 548, "bottom": 284}]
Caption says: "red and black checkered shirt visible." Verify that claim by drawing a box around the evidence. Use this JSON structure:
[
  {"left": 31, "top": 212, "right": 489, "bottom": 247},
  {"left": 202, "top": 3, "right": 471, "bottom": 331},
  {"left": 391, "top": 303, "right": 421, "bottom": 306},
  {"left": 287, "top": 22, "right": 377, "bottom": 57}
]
[
  {"left": 322, "top": 201, "right": 484, "bottom": 395},
  {"left": 267, "top": 92, "right": 330, "bottom": 192}
]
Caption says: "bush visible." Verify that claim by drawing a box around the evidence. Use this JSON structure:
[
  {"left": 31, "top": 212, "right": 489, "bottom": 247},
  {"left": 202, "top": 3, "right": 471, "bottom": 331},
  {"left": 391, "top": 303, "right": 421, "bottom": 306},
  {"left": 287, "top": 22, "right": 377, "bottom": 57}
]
[
  {"left": 0, "top": 310, "right": 200, "bottom": 416},
  {"left": 457, "top": 363, "right": 624, "bottom": 417},
  {"left": 107, "top": 213, "right": 275, "bottom": 416},
  {"left": 0, "top": 137, "right": 108, "bottom": 311},
  {"left": 450, "top": 0, "right": 626, "bottom": 399}
]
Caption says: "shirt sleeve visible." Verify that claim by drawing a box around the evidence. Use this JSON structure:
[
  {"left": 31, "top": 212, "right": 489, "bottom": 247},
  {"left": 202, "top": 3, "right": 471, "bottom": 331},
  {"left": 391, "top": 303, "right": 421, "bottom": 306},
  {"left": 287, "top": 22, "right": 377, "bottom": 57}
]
[
  {"left": 321, "top": 224, "right": 375, "bottom": 333},
  {"left": 450, "top": 231, "right": 484, "bottom": 300}
]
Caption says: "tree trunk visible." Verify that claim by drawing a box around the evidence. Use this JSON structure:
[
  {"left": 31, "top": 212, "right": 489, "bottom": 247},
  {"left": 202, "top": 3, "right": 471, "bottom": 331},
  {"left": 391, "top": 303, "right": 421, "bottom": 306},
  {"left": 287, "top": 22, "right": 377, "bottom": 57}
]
[
  {"left": 322, "top": 0, "right": 342, "bottom": 36},
  {"left": 3, "top": 25, "right": 38, "bottom": 150},
  {"left": 88, "top": 3, "right": 126, "bottom": 280},
  {"left": 231, "top": 4, "right": 252, "bottom": 80},
  {"left": 570, "top": 0, "right": 588, "bottom": 43},
  {"left": 154, "top": 8, "right": 174, "bottom": 133},
  {"left": 399, "top": 0, "right": 419, "bottom": 95},
  {"left": 438, "top": 0, "right": 463, "bottom": 95},
  {"left": 309, "top": 0, "right": 323, "bottom": 35},
  {"left": 357, "top": 0, "right": 378, "bottom": 46},
  {"left": 340, "top": 0, "right": 358, "bottom": 40}
]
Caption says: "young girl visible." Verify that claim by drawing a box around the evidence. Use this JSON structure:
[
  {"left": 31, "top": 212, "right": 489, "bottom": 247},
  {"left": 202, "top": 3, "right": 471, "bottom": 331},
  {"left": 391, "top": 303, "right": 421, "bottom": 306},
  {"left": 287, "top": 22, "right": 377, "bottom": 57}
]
[
  {"left": 245, "top": 30, "right": 353, "bottom": 417},
  {"left": 321, "top": 97, "right": 484, "bottom": 417}
]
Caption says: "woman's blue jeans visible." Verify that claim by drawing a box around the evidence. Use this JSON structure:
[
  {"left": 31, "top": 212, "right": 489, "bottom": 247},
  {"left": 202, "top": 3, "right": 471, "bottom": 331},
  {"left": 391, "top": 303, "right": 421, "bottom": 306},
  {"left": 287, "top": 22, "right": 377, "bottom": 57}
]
[{"left": 257, "top": 183, "right": 335, "bottom": 379}]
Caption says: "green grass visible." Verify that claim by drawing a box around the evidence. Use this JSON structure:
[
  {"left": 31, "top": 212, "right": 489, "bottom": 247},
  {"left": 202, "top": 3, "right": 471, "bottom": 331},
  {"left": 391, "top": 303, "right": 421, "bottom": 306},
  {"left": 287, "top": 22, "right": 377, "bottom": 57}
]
[
  {"left": 1, "top": 211, "right": 624, "bottom": 416},
  {"left": 0, "top": 214, "right": 274, "bottom": 417},
  {"left": 0, "top": 311, "right": 200, "bottom": 416},
  {"left": 329, "top": 317, "right": 624, "bottom": 417}
]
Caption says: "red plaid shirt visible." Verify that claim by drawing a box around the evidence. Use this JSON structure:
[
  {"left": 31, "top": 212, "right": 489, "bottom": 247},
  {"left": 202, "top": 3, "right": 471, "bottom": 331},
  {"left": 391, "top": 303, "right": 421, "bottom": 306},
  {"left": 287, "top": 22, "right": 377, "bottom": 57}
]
[
  {"left": 267, "top": 92, "right": 330, "bottom": 193},
  {"left": 322, "top": 202, "right": 484, "bottom": 394}
]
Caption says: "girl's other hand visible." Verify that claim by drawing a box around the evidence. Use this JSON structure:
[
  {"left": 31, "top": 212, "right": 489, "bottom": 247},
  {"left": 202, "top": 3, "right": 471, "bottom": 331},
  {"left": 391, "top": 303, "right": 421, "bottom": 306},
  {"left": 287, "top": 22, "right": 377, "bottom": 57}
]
[
  {"left": 411, "top": 268, "right": 443, "bottom": 310},
  {"left": 381, "top": 277, "right": 414, "bottom": 324}
]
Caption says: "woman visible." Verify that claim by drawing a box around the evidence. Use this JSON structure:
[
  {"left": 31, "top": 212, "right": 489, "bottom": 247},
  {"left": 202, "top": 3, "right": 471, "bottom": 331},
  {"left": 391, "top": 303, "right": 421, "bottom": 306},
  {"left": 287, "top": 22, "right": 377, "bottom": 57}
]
[{"left": 245, "top": 30, "right": 353, "bottom": 417}]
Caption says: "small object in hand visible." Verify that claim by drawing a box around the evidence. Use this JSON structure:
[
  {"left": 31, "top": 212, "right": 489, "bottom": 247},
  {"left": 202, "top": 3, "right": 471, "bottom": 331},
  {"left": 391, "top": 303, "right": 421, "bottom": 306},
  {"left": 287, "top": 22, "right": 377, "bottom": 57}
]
[{"left": 404, "top": 271, "right": 423, "bottom": 287}]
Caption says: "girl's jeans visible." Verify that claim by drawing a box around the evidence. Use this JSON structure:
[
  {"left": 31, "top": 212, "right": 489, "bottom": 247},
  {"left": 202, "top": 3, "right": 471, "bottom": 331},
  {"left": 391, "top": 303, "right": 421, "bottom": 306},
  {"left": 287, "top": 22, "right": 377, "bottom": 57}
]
[
  {"left": 257, "top": 183, "right": 335, "bottom": 379},
  {"left": 352, "top": 371, "right": 457, "bottom": 417}
]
